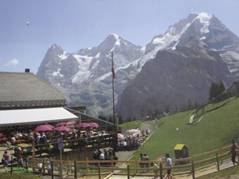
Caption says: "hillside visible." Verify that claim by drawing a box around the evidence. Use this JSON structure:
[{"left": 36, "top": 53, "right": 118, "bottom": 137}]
[
  {"left": 133, "top": 97, "right": 239, "bottom": 159},
  {"left": 198, "top": 166, "right": 239, "bottom": 179}
]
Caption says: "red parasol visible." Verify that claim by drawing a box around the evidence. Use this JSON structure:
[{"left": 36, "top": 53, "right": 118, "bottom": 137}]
[
  {"left": 78, "top": 123, "right": 90, "bottom": 128},
  {"left": 56, "top": 121, "right": 66, "bottom": 127},
  {"left": 56, "top": 120, "right": 77, "bottom": 127},
  {"left": 0, "top": 133, "right": 7, "bottom": 143},
  {"left": 35, "top": 124, "right": 54, "bottom": 132},
  {"left": 55, "top": 126, "right": 70, "bottom": 132},
  {"left": 88, "top": 122, "right": 99, "bottom": 129},
  {"left": 0, "top": 132, "right": 5, "bottom": 138}
]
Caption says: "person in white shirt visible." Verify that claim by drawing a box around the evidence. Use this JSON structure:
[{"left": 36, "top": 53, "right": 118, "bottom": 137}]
[
  {"left": 99, "top": 151, "right": 105, "bottom": 160},
  {"left": 165, "top": 153, "right": 173, "bottom": 179}
]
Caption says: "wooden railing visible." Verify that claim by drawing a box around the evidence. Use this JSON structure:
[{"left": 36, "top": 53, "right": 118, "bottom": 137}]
[
  {"left": 23, "top": 144, "right": 233, "bottom": 179},
  {"left": 0, "top": 144, "right": 234, "bottom": 178}
]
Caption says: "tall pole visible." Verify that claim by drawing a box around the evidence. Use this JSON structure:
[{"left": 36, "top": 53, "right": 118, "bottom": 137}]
[
  {"left": 111, "top": 52, "right": 117, "bottom": 152},
  {"left": 111, "top": 52, "right": 116, "bottom": 129}
]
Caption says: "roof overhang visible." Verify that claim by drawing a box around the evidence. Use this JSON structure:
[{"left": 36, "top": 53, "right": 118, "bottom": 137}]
[{"left": 0, "top": 107, "right": 78, "bottom": 127}]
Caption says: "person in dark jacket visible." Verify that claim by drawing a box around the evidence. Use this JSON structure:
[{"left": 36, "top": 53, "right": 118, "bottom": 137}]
[{"left": 231, "top": 139, "right": 239, "bottom": 165}]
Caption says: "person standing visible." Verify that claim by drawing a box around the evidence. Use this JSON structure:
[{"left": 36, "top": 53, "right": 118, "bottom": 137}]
[
  {"left": 2, "top": 150, "right": 10, "bottom": 168},
  {"left": 231, "top": 139, "right": 239, "bottom": 165},
  {"left": 164, "top": 153, "right": 173, "bottom": 179}
]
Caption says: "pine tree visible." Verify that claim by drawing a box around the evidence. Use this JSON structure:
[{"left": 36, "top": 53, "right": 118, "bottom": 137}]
[{"left": 209, "top": 81, "right": 225, "bottom": 100}]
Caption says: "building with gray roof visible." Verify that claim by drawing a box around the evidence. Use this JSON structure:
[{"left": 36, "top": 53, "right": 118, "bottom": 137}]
[{"left": 0, "top": 71, "right": 66, "bottom": 109}]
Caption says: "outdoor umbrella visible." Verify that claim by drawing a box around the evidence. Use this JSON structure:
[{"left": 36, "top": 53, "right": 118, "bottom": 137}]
[
  {"left": 0, "top": 133, "right": 7, "bottom": 143},
  {"left": 56, "top": 120, "right": 77, "bottom": 127},
  {"left": 55, "top": 126, "right": 70, "bottom": 132},
  {"left": 0, "top": 132, "right": 5, "bottom": 138},
  {"left": 78, "top": 123, "right": 90, "bottom": 128},
  {"left": 34, "top": 124, "right": 54, "bottom": 132},
  {"left": 64, "top": 120, "right": 77, "bottom": 128},
  {"left": 56, "top": 121, "right": 67, "bottom": 127},
  {"left": 88, "top": 122, "right": 99, "bottom": 129}
]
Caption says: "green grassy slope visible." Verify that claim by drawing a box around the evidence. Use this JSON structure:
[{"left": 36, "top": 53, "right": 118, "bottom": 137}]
[
  {"left": 119, "top": 120, "right": 143, "bottom": 130},
  {"left": 134, "top": 97, "right": 239, "bottom": 159},
  {"left": 198, "top": 166, "right": 239, "bottom": 179}
]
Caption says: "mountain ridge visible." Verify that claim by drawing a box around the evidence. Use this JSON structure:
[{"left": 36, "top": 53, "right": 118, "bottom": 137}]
[{"left": 37, "top": 12, "right": 239, "bottom": 118}]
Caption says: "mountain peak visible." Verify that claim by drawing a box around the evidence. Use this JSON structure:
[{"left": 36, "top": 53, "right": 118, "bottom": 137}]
[
  {"left": 48, "top": 44, "right": 64, "bottom": 53},
  {"left": 195, "top": 12, "right": 213, "bottom": 34},
  {"left": 196, "top": 12, "right": 212, "bottom": 24},
  {"left": 197, "top": 12, "right": 212, "bottom": 18},
  {"left": 50, "top": 43, "right": 62, "bottom": 49},
  {"left": 109, "top": 33, "right": 120, "bottom": 40},
  {"left": 105, "top": 33, "right": 121, "bottom": 45}
]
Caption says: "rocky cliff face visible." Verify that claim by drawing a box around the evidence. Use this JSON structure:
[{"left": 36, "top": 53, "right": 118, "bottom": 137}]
[
  {"left": 117, "top": 47, "right": 232, "bottom": 119},
  {"left": 37, "top": 34, "right": 143, "bottom": 115},
  {"left": 117, "top": 12, "right": 239, "bottom": 119}
]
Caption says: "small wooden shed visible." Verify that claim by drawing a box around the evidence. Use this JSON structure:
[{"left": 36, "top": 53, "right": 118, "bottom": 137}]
[{"left": 174, "top": 144, "right": 189, "bottom": 164}]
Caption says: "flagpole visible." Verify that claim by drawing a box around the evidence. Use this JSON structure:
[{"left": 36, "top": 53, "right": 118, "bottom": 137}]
[
  {"left": 111, "top": 52, "right": 117, "bottom": 153},
  {"left": 111, "top": 52, "right": 116, "bottom": 128}
]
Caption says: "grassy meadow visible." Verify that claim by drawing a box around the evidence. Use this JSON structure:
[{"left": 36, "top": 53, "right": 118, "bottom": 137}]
[{"left": 131, "top": 97, "right": 239, "bottom": 159}]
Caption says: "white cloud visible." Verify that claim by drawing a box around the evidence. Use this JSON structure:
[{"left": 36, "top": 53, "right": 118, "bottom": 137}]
[{"left": 4, "top": 58, "right": 19, "bottom": 66}]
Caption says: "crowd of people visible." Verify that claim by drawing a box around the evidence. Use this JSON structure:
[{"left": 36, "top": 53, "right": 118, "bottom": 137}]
[
  {"left": 0, "top": 122, "right": 113, "bottom": 168},
  {"left": 118, "top": 136, "right": 140, "bottom": 151},
  {"left": 117, "top": 128, "right": 150, "bottom": 151},
  {"left": 93, "top": 148, "right": 118, "bottom": 161}
]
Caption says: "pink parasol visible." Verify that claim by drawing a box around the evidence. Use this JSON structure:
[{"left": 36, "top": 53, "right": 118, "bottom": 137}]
[
  {"left": 0, "top": 133, "right": 7, "bottom": 143},
  {"left": 78, "top": 122, "right": 90, "bottom": 128},
  {"left": 88, "top": 122, "right": 99, "bottom": 129},
  {"left": 55, "top": 126, "right": 70, "bottom": 132},
  {"left": 56, "top": 121, "right": 67, "bottom": 127},
  {"left": 34, "top": 124, "right": 54, "bottom": 132},
  {"left": 56, "top": 120, "right": 77, "bottom": 127},
  {"left": 0, "top": 132, "right": 5, "bottom": 138}
]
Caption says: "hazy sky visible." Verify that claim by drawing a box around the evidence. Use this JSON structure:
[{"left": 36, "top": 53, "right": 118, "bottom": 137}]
[{"left": 0, "top": 0, "right": 239, "bottom": 73}]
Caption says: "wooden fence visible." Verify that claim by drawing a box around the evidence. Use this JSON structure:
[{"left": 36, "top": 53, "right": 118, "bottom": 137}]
[{"left": 17, "top": 144, "right": 232, "bottom": 179}]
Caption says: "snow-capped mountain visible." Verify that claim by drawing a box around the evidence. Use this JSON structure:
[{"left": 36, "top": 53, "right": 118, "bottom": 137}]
[
  {"left": 117, "top": 47, "right": 232, "bottom": 119},
  {"left": 37, "top": 12, "right": 239, "bottom": 118},
  {"left": 132, "top": 12, "right": 239, "bottom": 73},
  {"left": 117, "top": 12, "right": 239, "bottom": 119},
  {"left": 37, "top": 34, "right": 143, "bottom": 115}
]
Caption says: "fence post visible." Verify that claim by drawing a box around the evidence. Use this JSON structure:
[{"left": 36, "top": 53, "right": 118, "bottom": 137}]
[
  {"left": 42, "top": 159, "right": 45, "bottom": 175},
  {"left": 25, "top": 159, "right": 29, "bottom": 173},
  {"left": 74, "top": 160, "right": 77, "bottom": 179},
  {"left": 160, "top": 162, "right": 163, "bottom": 179},
  {"left": 10, "top": 156, "right": 13, "bottom": 175},
  {"left": 191, "top": 161, "right": 195, "bottom": 179},
  {"left": 51, "top": 161, "right": 54, "bottom": 179},
  {"left": 86, "top": 157, "right": 89, "bottom": 176},
  {"left": 98, "top": 162, "right": 101, "bottom": 179},
  {"left": 127, "top": 165, "right": 130, "bottom": 179},
  {"left": 32, "top": 141, "right": 36, "bottom": 173},
  {"left": 216, "top": 153, "right": 220, "bottom": 171}
]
